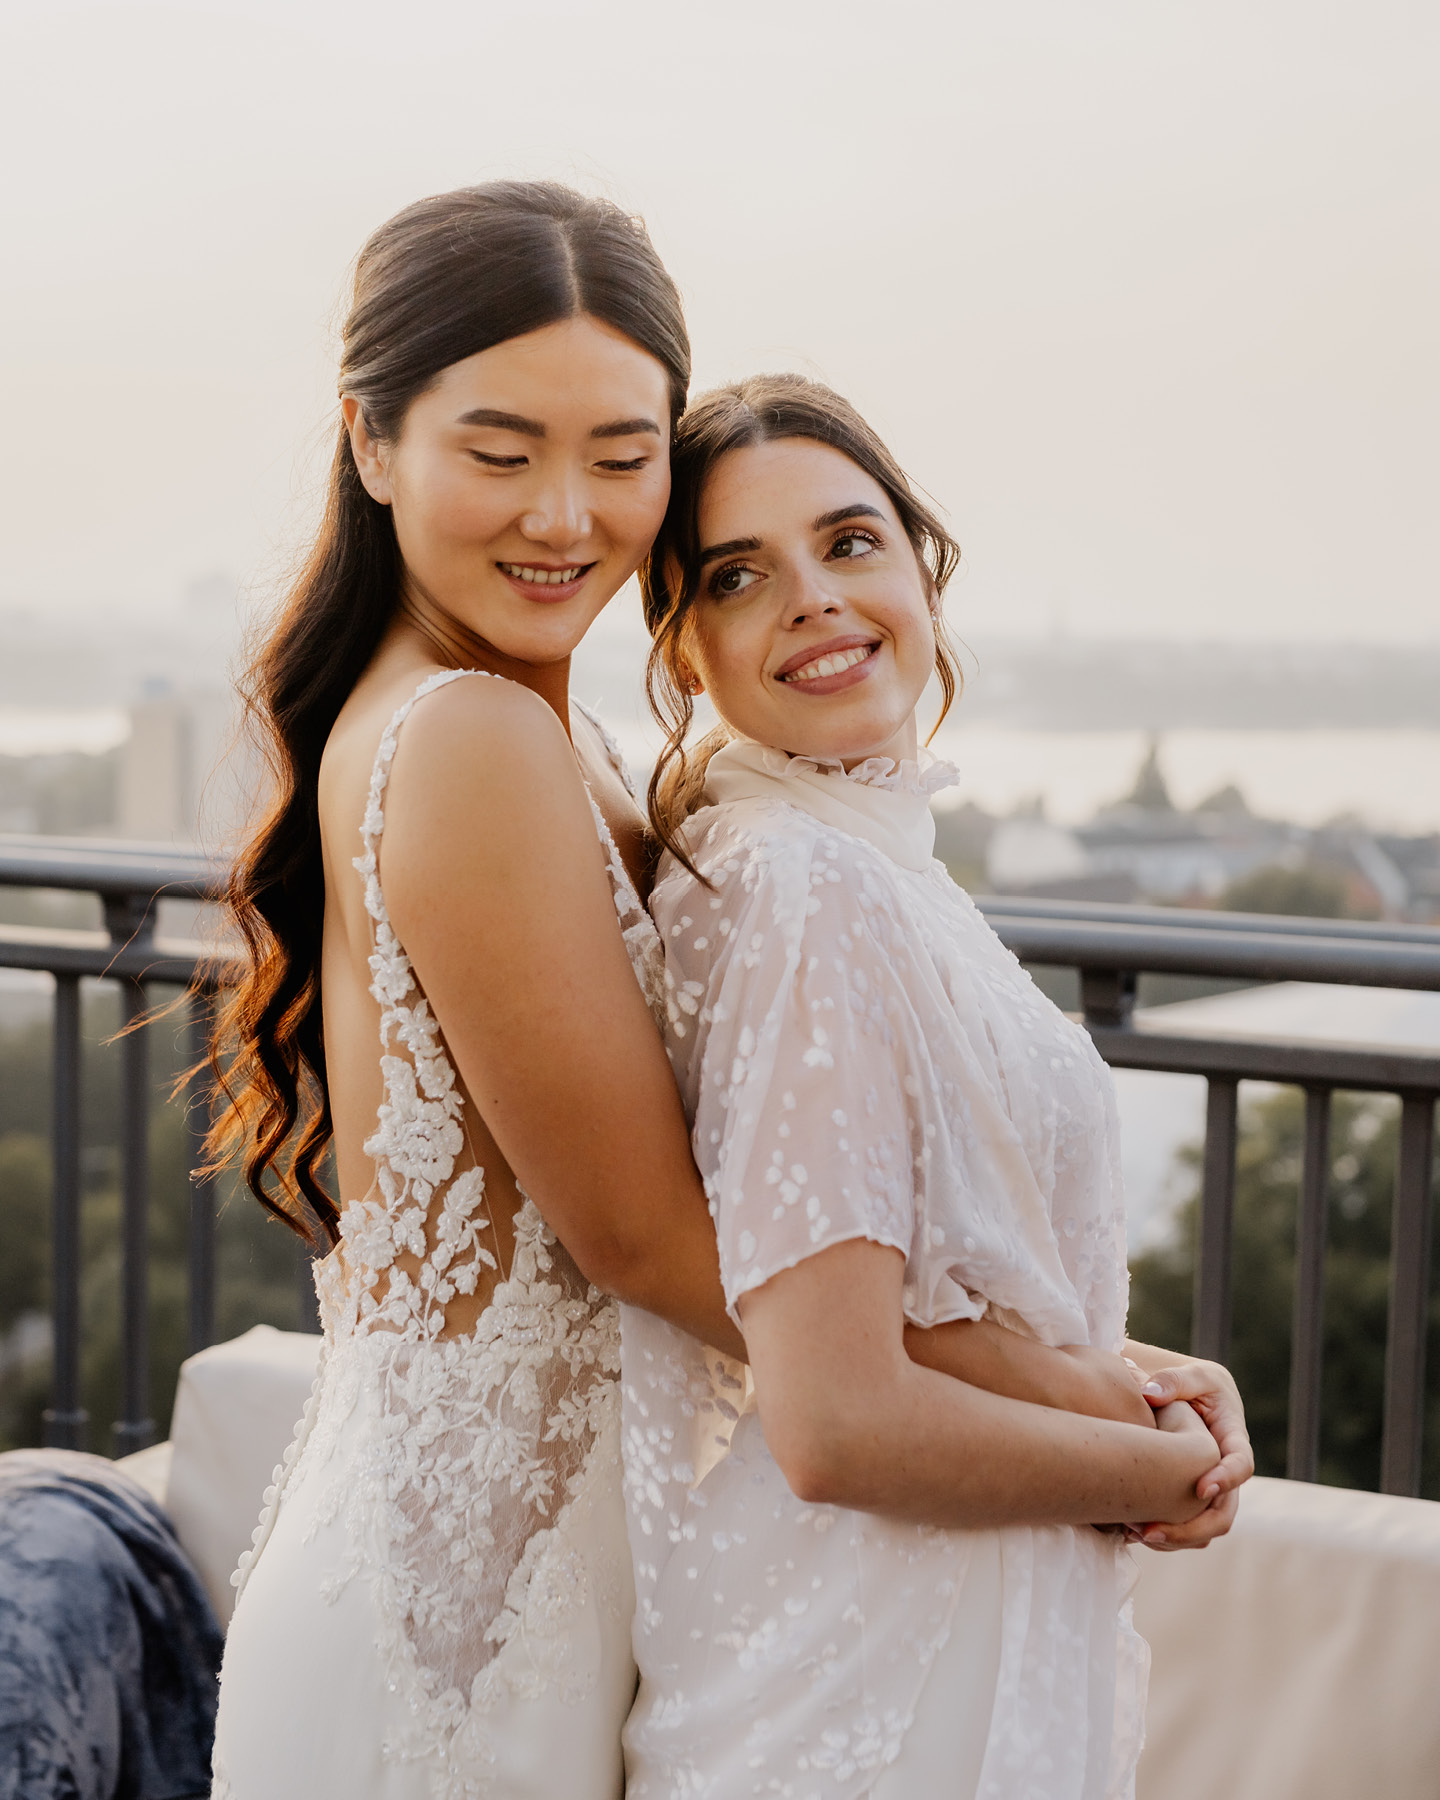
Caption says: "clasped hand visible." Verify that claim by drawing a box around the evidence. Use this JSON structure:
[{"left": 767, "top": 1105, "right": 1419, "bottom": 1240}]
[{"left": 1067, "top": 1346, "right": 1253, "bottom": 1551}]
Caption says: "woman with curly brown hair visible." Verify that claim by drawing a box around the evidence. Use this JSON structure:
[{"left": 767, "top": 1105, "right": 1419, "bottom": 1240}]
[{"left": 622, "top": 374, "right": 1252, "bottom": 1799}]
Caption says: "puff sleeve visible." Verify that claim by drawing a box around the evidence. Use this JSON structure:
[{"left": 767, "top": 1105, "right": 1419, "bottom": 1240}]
[{"left": 656, "top": 822, "right": 988, "bottom": 1324}]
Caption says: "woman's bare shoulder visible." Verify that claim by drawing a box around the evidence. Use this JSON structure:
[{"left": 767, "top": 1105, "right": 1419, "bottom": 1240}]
[{"left": 384, "top": 673, "right": 584, "bottom": 818}]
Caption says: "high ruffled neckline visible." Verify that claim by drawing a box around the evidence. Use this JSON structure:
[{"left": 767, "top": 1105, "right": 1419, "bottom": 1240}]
[{"left": 702, "top": 737, "right": 958, "bottom": 872}]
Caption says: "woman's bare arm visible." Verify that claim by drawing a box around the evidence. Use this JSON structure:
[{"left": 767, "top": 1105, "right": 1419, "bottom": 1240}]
[
  {"left": 903, "top": 1319, "right": 1156, "bottom": 1429},
  {"left": 740, "top": 1239, "right": 1223, "bottom": 1531},
  {"left": 380, "top": 678, "right": 744, "bottom": 1357}
]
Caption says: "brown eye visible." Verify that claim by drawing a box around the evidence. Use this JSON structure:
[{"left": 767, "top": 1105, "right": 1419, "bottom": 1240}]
[
  {"left": 830, "top": 531, "right": 879, "bottom": 560},
  {"left": 711, "top": 565, "right": 761, "bottom": 597}
]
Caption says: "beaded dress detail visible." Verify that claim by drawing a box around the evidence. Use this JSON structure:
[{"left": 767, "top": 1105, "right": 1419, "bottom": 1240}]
[{"left": 214, "top": 671, "right": 663, "bottom": 1800}]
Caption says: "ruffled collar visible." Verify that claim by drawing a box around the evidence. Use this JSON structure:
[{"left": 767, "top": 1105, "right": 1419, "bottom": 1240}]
[{"left": 702, "top": 736, "right": 959, "bottom": 872}]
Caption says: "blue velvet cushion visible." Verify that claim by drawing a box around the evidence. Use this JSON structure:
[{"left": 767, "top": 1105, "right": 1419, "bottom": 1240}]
[{"left": 0, "top": 1449, "right": 224, "bottom": 1800}]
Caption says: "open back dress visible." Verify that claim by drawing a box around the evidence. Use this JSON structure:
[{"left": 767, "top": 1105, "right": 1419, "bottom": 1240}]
[{"left": 211, "top": 671, "right": 663, "bottom": 1800}]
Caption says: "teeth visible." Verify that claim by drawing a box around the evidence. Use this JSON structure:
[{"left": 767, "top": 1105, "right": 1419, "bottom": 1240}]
[
  {"left": 500, "top": 563, "right": 586, "bottom": 585},
  {"left": 783, "top": 645, "right": 874, "bottom": 683}
]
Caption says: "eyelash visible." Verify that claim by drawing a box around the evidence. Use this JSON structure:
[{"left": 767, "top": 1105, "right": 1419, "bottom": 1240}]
[
  {"left": 707, "top": 527, "right": 882, "bottom": 598},
  {"left": 467, "top": 452, "right": 652, "bottom": 473},
  {"left": 831, "top": 528, "right": 881, "bottom": 557}
]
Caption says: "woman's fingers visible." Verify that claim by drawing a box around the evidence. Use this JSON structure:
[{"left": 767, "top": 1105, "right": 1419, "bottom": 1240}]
[
  {"left": 1140, "top": 1358, "right": 1230, "bottom": 1406},
  {"left": 1141, "top": 1360, "right": 1254, "bottom": 1502},
  {"left": 1141, "top": 1483, "right": 1240, "bottom": 1551}
]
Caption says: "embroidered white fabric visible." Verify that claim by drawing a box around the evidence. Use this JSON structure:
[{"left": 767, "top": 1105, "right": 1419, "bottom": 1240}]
[
  {"left": 622, "top": 751, "right": 1147, "bottom": 1800},
  {"left": 213, "top": 671, "right": 664, "bottom": 1800}
]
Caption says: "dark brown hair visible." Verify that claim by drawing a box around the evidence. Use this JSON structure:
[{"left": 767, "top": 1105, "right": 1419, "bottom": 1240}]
[
  {"left": 212, "top": 181, "right": 690, "bottom": 1244},
  {"left": 640, "top": 372, "right": 961, "bottom": 874}
]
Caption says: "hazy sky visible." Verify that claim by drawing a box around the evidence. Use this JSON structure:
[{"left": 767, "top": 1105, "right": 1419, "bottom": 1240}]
[{"left": 2, "top": 0, "right": 1436, "bottom": 644}]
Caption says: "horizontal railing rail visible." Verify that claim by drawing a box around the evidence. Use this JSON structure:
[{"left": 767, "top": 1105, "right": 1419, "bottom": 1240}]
[
  {"left": 1, "top": 837, "right": 1435, "bottom": 1498},
  {"left": 976, "top": 892, "right": 1440, "bottom": 950}
]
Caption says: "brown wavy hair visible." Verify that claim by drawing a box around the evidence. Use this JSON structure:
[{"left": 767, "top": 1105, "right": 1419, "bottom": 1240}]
[
  {"left": 210, "top": 181, "right": 690, "bottom": 1244},
  {"left": 640, "top": 373, "right": 962, "bottom": 877}
]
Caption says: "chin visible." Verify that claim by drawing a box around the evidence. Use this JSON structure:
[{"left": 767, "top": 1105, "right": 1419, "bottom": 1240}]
[{"left": 784, "top": 719, "right": 908, "bottom": 765}]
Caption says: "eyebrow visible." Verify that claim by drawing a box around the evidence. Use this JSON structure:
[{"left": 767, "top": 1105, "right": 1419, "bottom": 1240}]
[
  {"left": 590, "top": 417, "right": 662, "bottom": 439},
  {"left": 698, "top": 535, "right": 762, "bottom": 567},
  {"left": 452, "top": 409, "right": 661, "bottom": 440},
  {"left": 813, "top": 503, "right": 886, "bottom": 530},
  {"left": 697, "top": 504, "right": 887, "bottom": 567},
  {"left": 455, "top": 408, "right": 545, "bottom": 434}
]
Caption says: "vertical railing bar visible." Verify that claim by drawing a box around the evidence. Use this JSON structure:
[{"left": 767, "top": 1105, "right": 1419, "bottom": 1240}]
[
  {"left": 1193, "top": 1076, "right": 1239, "bottom": 1363},
  {"left": 186, "top": 990, "right": 218, "bottom": 1356},
  {"left": 41, "top": 972, "right": 87, "bottom": 1450},
  {"left": 1381, "top": 1091, "right": 1437, "bottom": 1497},
  {"left": 113, "top": 977, "right": 155, "bottom": 1455},
  {"left": 1286, "top": 1086, "right": 1331, "bottom": 1482}
]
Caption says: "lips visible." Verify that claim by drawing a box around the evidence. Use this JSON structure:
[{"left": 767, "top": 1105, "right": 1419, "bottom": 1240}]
[
  {"left": 495, "top": 560, "right": 597, "bottom": 602},
  {"left": 497, "top": 561, "right": 594, "bottom": 586},
  {"left": 775, "top": 635, "right": 881, "bottom": 686}
]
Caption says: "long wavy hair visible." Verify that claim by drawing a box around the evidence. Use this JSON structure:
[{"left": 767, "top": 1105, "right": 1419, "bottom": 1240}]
[
  {"left": 211, "top": 181, "right": 691, "bottom": 1244},
  {"left": 640, "top": 373, "right": 962, "bottom": 877}
]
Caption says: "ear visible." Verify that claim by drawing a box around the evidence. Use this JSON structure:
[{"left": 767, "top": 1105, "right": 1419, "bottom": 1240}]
[
  {"left": 676, "top": 660, "right": 705, "bottom": 697},
  {"left": 342, "top": 395, "right": 393, "bottom": 506}
]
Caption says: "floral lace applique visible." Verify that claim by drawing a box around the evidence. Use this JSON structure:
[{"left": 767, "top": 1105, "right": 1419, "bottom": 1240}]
[{"left": 231, "top": 670, "right": 648, "bottom": 1798}]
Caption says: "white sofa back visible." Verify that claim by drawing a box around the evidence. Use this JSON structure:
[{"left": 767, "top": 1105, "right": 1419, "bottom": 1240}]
[{"left": 1135, "top": 1474, "right": 1440, "bottom": 1799}]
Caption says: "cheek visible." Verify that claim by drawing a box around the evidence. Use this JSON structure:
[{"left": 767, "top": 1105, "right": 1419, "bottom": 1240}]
[
  {"left": 394, "top": 457, "right": 502, "bottom": 555},
  {"left": 601, "top": 472, "right": 671, "bottom": 552},
  {"left": 703, "top": 622, "right": 770, "bottom": 702}
]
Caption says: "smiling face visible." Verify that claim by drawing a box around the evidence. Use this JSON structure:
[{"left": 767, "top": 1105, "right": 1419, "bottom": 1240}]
[
  {"left": 345, "top": 314, "right": 672, "bottom": 671},
  {"left": 681, "top": 438, "right": 938, "bottom": 768}
]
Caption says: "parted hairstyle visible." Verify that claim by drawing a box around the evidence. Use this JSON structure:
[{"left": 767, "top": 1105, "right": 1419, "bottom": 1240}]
[
  {"left": 640, "top": 373, "right": 962, "bottom": 877},
  {"left": 211, "top": 181, "right": 691, "bottom": 1244}
]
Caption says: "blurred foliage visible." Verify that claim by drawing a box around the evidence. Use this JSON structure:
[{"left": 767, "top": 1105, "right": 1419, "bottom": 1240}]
[
  {"left": 1128, "top": 1088, "right": 1440, "bottom": 1499},
  {"left": 1217, "top": 862, "right": 1371, "bottom": 919},
  {"left": 0, "top": 998, "right": 310, "bottom": 1455}
]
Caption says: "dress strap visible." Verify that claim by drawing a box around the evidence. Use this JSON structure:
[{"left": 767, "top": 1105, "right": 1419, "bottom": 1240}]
[
  {"left": 354, "top": 668, "right": 498, "bottom": 931},
  {"left": 573, "top": 697, "right": 637, "bottom": 800}
]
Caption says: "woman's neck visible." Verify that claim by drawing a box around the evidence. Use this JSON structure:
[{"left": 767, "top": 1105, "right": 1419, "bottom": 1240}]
[{"left": 393, "top": 592, "right": 573, "bottom": 736}]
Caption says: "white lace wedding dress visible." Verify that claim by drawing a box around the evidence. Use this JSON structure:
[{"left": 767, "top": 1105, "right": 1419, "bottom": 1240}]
[{"left": 211, "top": 671, "right": 663, "bottom": 1800}]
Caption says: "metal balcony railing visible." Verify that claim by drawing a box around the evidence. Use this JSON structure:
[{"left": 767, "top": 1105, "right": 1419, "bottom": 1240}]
[
  {"left": 980, "top": 894, "right": 1440, "bottom": 1496},
  {"left": 1, "top": 837, "right": 239, "bottom": 1455},
  {"left": 1, "top": 838, "right": 1437, "bottom": 1493}
]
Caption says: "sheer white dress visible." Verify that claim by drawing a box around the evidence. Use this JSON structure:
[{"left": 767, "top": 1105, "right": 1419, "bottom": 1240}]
[
  {"left": 212, "top": 671, "right": 665, "bottom": 1800},
  {"left": 622, "top": 738, "right": 1148, "bottom": 1800}
]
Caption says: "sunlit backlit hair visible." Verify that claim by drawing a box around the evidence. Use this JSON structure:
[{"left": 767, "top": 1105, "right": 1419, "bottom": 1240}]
[{"left": 640, "top": 372, "right": 961, "bottom": 877}]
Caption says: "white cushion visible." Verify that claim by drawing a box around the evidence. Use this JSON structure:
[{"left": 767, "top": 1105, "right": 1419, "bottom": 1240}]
[
  {"left": 114, "top": 1439, "right": 172, "bottom": 1507},
  {"left": 163, "top": 1324, "right": 322, "bottom": 1626},
  {"left": 1136, "top": 1475, "right": 1440, "bottom": 1799}
]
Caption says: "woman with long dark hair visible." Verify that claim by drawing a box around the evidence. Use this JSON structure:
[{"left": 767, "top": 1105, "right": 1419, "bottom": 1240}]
[{"left": 207, "top": 180, "right": 724, "bottom": 1800}]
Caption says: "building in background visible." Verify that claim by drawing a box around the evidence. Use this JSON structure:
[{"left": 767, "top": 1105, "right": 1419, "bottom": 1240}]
[{"left": 937, "top": 737, "right": 1438, "bottom": 922}]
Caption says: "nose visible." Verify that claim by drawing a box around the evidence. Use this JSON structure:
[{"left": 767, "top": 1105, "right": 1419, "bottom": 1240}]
[
  {"left": 519, "top": 465, "right": 592, "bottom": 547},
  {"left": 785, "top": 568, "right": 843, "bottom": 627}
]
